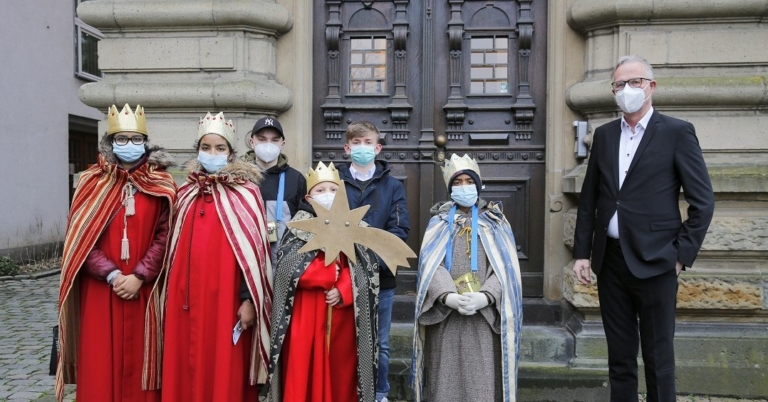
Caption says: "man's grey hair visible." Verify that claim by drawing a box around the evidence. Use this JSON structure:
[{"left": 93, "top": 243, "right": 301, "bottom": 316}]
[{"left": 613, "top": 55, "right": 654, "bottom": 80}]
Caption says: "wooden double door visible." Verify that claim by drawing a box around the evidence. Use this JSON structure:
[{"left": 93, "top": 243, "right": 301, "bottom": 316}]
[{"left": 312, "top": 0, "right": 547, "bottom": 297}]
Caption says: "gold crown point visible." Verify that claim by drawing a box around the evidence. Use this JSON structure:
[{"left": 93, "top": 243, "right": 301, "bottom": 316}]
[
  {"left": 306, "top": 161, "right": 342, "bottom": 191},
  {"left": 441, "top": 153, "right": 481, "bottom": 188},
  {"left": 198, "top": 112, "right": 235, "bottom": 145},
  {"left": 106, "top": 104, "right": 147, "bottom": 135}
]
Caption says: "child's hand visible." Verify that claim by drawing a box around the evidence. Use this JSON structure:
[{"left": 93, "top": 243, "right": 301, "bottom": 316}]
[
  {"left": 325, "top": 288, "right": 342, "bottom": 306},
  {"left": 238, "top": 300, "right": 256, "bottom": 330},
  {"left": 112, "top": 273, "right": 127, "bottom": 288},
  {"left": 114, "top": 274, "right": 142, "bottom": 300}
]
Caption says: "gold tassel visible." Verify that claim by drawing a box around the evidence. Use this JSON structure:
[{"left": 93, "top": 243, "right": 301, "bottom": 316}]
[
  {"left": 121, "top": 227, "right": 130, "bottom": 261},
  {"left": 458, "top": 226, "right": 472, "bottom": 255},
  {"left": 123, "top": 184, "right": 135, "bottom": 216}
]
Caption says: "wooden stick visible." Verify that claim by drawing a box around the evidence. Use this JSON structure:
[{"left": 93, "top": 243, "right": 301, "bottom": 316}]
[{"left": 326, "top": 304, "right": 333, "bottom": 352}]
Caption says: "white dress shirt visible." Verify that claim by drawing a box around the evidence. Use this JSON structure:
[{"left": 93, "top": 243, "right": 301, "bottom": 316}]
[
  {"left": 349, "top": 164, "right": 375, "bottom": 181},
  {"left": 607, "top": 107, "right": 654, "bottom": 239}
]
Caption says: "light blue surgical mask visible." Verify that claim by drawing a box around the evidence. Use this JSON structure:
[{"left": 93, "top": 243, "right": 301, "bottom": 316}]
[
  {"left": 350, "top": 145, "right": 376, "bottom": 166},
  {"left": 451, "top": 185, "right": 478, "bottom": 207},
  {"left": 198, "top": 151, "right": 229, "bottom": 173},
  {"left": 112, "top": 143, "right": 145, "bottom": 163}
]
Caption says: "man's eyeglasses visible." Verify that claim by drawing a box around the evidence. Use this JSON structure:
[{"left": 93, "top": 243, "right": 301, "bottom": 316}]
[
  {"left": 611, "top": 78, "right": 651, "bottom": 91},
  {"left": 113, "top": 135, "right": 147, "bottom": 146}
]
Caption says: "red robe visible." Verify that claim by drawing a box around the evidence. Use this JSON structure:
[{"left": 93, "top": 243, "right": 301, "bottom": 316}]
[
  {"left": 57, "top": 152, "right": 176, "bottom": 402},
  {"left": 281, "top": 252, "right": 358, "bottom": 402},
  {"left": 77, "top": 191, "right": 164, "bottom": 402},
  {"left": 161, "top": 197, "right": 259, "bottom": 402}
]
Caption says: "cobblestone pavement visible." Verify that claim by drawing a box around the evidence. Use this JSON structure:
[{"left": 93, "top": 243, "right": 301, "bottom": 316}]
[
  {"left": 1, "top": 276, "right": 766, "bottom": 402},
  {"left": 0, "top": 276, "right": 73, "bottom": 402}
]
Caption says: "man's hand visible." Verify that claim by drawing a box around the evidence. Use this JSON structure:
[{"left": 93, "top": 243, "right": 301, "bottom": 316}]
[
  {"left": 573, "top": 259, "right": 592, "bottom": 285},
  {"left": 675, "top": 261, "right": 684, "bottom": 276},
  {"left": 114, "top": 274, "right": 143, "bottom": 300},
  {"left": 237, "top": 300, "right": 256, "bottom": 330}
]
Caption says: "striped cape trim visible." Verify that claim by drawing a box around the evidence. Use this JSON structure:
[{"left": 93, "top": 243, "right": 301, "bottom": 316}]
[
  {"left": 157, "top": 171, "right": 273, "bottom": 386},
  {"left": 410, "top": 201, "right": 523, "bottom": 402},
  {"left": 55, "top": 155, "right": 176, "bottom": 401}
]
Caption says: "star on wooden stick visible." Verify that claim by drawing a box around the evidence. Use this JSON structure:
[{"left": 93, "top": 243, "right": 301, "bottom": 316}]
[{"left": 287, "top": 183, "right": 416, "bottom": 275}]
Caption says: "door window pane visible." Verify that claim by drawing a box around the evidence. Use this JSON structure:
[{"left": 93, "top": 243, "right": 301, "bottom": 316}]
[
  {"left": 365, "top": 81, "right": 384, "bottom": 93},
  {"left": 469, "top": 35, "right": 509, "bottom": 94},
  {"left": 471, "top": 37, "right": 493, "bottom": 50},
  {"left": 471, "top": 67, "right": 493, "bottom": 79},
  {"left": 349, "top": 36, "right": 387, "bottom": 94}
]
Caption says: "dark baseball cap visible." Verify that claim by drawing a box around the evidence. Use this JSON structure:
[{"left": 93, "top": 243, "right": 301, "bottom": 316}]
[{"left": 251, "top": 117, "right": 284, "bottom": 138}]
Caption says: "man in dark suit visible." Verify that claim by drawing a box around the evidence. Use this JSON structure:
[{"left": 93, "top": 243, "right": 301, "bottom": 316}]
[{"left": 573, "top": 55, "right": 715, "bottom": 402}]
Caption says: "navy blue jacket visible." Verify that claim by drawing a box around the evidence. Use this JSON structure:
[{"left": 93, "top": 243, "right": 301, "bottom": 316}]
[{"left": 338, "top": 161, "right": 410, "bottom": 289}]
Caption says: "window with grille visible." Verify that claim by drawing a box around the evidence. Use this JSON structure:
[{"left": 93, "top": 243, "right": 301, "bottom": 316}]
[
  {"left": 349, "top": 37, "right": 387, "bottom": 94},
  {"left": 469, "top": 36, "right": 508, "bottom": 94}
]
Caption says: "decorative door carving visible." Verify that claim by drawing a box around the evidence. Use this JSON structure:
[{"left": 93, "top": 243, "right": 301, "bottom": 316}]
[{"left": 313, "top": 0, "right": 547, "bottom": 297}]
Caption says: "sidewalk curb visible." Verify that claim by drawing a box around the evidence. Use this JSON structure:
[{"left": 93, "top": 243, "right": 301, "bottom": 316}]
[{"left": 0, "top": 269, "right": 60, "bottom": 281}]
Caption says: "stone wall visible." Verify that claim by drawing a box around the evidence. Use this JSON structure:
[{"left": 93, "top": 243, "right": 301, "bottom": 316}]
[
  {"left": 560, "top": 0, "right": 768, "bottom": 319},
  {"left": 76, "top": 0, "right": 297, "bottom": 164}
]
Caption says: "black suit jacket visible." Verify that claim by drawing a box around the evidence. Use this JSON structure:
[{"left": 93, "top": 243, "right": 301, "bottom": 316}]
[{"left": 573, "top": 110, "right": 715, "bottom": 279}]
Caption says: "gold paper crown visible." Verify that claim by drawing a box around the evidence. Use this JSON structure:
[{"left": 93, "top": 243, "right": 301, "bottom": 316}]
[
  {"left": 198, "top": 112, "right": 236, "bottom": 145},
  {"left": 306, "top": 161, "right": 342, "bottom": 191},
  {"left": 441, "top": 153, "right": 482, "bottom": 188},
  {"left": 107, "top": 104, "right": 147, "bottom": 135}
]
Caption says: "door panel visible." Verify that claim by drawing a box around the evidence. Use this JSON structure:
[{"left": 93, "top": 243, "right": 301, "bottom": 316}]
[{"left": 313, "top": 0, "right": 547, "bottom": 297}]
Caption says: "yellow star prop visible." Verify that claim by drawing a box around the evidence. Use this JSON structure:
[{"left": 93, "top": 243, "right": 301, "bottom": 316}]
[{"left": 287, "top": 183, "right": 416, "bottom": 274}]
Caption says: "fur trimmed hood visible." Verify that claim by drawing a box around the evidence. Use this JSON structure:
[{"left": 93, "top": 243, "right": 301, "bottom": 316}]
[
  {"left": 183, "top": 158, "right": 263, "bottom": 185},
  {"left": 99, "top": 134, "right": 176, "bottom": 169}
]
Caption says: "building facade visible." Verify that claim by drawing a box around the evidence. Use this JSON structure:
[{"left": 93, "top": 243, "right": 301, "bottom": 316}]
[
  {"left": 15, "top": 0, "right": 768, "bottom": 398},
  {"left": 0, "top": 1, "right": 103, "bottom": 260}
]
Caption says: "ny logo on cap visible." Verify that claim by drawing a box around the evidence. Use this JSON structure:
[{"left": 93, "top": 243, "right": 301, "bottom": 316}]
[{"left": 265, "top": 118, "right": 274, "bottom": 126}]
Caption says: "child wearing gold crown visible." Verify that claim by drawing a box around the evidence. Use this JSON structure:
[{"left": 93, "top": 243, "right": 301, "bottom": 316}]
[
  {"left": 410, "top": 154, "right": 523, "bottom": 402},
  {"left": 267, "top": 161, "right": 380, "bottom": 402},
  {"left": 159, "top": 112, "right": 272, "bottom": 401},
  {"left": 55, "top": 104, "right": 177, "bottom": 402}
]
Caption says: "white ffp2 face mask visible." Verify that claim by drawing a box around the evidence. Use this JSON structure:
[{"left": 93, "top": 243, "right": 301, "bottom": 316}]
[
  {"left": 615, "top": 84, "right": 650, "bottom": 114},
  {"left": 253, "top": 143, "right": 281, "bottom": 163},
  {"left": 311, "top": 193, "right": 336, "bottom": 210}
]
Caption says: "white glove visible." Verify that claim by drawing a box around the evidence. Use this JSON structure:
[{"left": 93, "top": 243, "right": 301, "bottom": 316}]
[
  {"left": 443, "top": 293, "right": 469, "bottom": 310},
  {"left": 458, "top": 292, "right": 490, "bottom": 315}
]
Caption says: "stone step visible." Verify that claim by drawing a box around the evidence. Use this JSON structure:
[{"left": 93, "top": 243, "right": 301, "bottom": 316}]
[
  {"left": 385, "top": 359, "right": 610, "bottom": 402},
  {"left": 385, "top": 323, "right": 610, "bottom": 401},
  {"left": 384, "top": 319, "right": 768, "bottom": 399},
  {"left": 389, "top": 323, "right": 575, "bottom": 364},
  {"left": 571, "top": 319, "right": 768, "bottom": 398}
]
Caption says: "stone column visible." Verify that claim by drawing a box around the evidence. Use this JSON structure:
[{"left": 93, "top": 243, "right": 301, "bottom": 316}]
[
  {"left": 77, "top": 0, "right": 295, "bottom": 167},
  {"left": 559, "top": 0, "right": 768, "bottom": 396}
]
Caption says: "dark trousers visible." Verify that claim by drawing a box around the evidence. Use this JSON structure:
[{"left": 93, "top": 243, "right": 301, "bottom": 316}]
[{"left": 598, "top": 238, "right": 679, "bottom": 402}]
